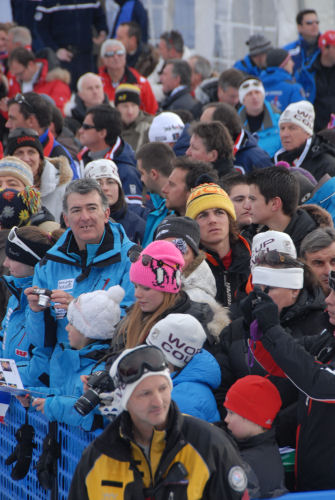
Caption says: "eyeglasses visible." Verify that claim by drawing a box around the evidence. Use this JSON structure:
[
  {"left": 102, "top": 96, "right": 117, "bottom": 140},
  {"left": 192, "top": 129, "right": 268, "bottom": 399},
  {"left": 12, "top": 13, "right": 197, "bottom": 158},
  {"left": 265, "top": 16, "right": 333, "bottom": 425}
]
[
  {"left": 103, "top": 50, "right": 125, "bottom": 57},
  {"left": 8, "top": 226, "right": 41, "bottom": 261},
  {"left": 81, "top": 123, "right": 96, "bottom": 130},
  {"left": 14, "top": 93, "right": 34, "bottom": 113},
  {"left": 305, "top": 20, "right": 319, "bottom": 25},
  {"left": 116, "top": 346, "right": 168, "bottom": 385}
]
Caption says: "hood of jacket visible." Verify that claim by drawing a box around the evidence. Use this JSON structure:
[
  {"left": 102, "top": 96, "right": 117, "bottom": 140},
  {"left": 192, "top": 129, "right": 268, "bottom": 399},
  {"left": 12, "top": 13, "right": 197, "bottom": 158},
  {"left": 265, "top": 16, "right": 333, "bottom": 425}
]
[
  {"left": 40, "top": 156, "right": 73, "bottom": 197},
  {"left": 172, "top": 348, "right": 221, "bottom": 389}
]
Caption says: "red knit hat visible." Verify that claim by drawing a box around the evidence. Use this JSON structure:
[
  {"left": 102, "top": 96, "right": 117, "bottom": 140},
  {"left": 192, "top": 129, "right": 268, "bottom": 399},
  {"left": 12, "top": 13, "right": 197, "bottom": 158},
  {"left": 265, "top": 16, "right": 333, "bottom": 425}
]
[{"left": 224, "top": 375, "right": 282, "bottom": 429}]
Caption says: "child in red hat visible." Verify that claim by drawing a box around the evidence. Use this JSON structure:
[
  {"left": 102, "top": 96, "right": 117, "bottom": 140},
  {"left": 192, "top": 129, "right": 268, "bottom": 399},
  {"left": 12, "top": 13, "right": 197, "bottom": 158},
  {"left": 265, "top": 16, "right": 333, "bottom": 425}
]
[{"left": 224, "top": 375, "right": 287, "bottom": 499}]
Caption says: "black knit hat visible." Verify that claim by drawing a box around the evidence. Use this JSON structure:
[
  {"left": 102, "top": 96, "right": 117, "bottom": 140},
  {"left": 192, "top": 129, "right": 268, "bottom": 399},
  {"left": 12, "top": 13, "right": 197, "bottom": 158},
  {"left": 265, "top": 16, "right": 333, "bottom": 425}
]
[
  {"left": 266, "top": 48, "right": 290, "bottom": 68},
  {"left": 6, "top": 127, "right": 44, "bottom": 160},
  {"left": 155, "top": 216, "right": 200, "bottom": 255},
  {"left": 246, "top": 34, "right": 272, "bottom": 57},
  {"left": 115, "top": 84, "right": 141, "bottom": 107}
]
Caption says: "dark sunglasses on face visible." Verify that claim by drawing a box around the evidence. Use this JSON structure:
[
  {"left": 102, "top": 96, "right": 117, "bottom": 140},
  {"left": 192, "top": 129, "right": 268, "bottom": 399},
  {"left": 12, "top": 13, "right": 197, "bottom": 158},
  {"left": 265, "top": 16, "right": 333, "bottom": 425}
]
[{"left": 81, "top": 123, "right": 96, "bottom": 130}]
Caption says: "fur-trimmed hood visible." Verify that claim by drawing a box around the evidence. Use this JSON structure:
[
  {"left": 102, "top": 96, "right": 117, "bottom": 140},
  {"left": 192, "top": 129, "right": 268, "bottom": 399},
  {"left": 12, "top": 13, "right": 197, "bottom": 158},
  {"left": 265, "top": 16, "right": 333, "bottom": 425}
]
[
  {"left": 41, "top": 156, "right": 73, "bottom": 196},
  {"left": 46, "top": 67, "right": 71, "bottom": 85},
  {"left": 182, "top": 252, "right": 230, "bottom": 340}
]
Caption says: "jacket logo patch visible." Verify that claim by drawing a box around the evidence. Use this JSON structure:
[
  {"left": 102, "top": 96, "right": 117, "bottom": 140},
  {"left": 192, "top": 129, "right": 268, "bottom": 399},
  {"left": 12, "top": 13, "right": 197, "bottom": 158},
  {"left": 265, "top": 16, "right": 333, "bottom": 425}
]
[{"left": 228, "top": 465, "right": 247, "bottom": 492}]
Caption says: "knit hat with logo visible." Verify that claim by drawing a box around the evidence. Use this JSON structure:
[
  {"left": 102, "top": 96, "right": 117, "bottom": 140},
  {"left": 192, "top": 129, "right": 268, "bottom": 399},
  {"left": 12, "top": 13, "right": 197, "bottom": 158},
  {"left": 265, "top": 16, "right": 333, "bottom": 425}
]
[
  {"left": 84, "top": 158, "right": 122, "bottom": 187},
  {"left": 250, "top": 231, "right": 297, "bottom": 270},
  {"left": 0, "top": 156, "right": 33, "bottom": 186},
  {"left": 146, "top": 313, "right": 207, "bottom": 368},
  {"left": 67, "top": 285, "right": 125, "bottom": 339},
  {"left": 6, "top": 128, "right": 44, "bottom": 160},
  {"left": 185, "top": 183, "right": 236, "bottom": 220},
  {"left": 224, "top": 375, "right": 282, "bottom": 429},
  {"left": 279, "top": 100, "right": 315, "bottom": 136},
  {"left": 115, "top": 83, "right": 141, "bottom": 106},
  {"left": 155, "top": 215, "right": 200, "bottom": 255},
  {"left": 129, "top": 240, "right": 185, "bottom": 293}
]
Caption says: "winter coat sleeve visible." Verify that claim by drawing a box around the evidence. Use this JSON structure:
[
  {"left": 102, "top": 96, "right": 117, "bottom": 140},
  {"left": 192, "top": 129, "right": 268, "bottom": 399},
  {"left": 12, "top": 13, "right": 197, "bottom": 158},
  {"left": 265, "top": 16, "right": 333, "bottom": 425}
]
[{"left": 255, "top": 324, "right": 335, "bottom": 402}]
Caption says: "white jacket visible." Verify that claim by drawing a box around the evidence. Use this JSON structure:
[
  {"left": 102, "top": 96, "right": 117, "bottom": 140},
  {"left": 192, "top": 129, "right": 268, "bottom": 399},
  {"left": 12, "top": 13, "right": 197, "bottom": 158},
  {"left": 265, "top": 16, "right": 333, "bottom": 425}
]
[{"left": 40, "top": 156, "right": 73, "bottom": 222}]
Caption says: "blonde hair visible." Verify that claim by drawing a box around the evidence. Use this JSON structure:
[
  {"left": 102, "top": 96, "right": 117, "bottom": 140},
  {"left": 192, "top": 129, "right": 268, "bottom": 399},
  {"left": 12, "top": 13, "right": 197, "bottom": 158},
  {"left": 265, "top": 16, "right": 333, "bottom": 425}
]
[{"left": 117, "top": 292, "right": 180, "bottom": 348}]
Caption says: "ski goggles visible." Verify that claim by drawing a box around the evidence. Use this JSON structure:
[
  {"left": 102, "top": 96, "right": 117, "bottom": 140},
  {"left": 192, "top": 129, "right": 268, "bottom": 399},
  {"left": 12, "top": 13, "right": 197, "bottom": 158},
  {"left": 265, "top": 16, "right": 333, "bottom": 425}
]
[
  {"left": 116, "top": 346, "right": 168, "bottom": 385},
  {"left": 8, "top": 226, "right": 41, "bottom": 261}
]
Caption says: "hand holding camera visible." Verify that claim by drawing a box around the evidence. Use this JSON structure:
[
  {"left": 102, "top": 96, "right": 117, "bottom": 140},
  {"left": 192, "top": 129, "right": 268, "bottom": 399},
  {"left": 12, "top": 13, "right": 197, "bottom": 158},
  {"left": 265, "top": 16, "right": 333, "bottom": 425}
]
[{"left": 249, "top": 287, "right": 280, "bottom": 333}]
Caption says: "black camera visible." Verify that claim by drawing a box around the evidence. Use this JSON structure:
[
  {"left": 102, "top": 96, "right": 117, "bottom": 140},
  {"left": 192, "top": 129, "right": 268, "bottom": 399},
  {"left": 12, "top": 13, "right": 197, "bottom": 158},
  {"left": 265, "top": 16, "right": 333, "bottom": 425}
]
[
  {"left": 74, "top": 371, "right": 115, "bottom": 416},
  {"left": 32, "top": 288, "right": 52, "bottom": 307}
]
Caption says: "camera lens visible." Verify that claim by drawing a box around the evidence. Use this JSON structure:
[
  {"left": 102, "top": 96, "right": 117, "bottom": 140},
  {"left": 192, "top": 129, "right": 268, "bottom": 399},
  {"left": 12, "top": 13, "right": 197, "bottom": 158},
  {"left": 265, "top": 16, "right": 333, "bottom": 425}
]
[
  {"left": 38, "top": 294, "right": 50, "bottom": 307},
  {"left": 74, "top": 389, "right": 101, "bottom": 416}
]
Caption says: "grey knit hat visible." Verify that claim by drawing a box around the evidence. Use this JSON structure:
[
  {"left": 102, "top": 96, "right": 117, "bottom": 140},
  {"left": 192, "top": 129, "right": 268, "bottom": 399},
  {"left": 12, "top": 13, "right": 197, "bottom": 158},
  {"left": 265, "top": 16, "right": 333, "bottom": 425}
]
[
  {"left": 246, "top": 34, "right": 272, "bottom": 57},
  {"left": 155, "top": 216, "right": 200, "bottom": 255}
]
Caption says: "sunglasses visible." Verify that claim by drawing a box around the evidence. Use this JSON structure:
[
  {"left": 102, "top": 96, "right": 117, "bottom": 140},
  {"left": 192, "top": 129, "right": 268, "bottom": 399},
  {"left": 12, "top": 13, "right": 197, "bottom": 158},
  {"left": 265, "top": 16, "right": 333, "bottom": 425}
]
[
  {"left": 14, "top": 93, "right": 34, "bottom": 113},
  {"left": 116, "top": 346, "right": 168, "bottom": 385},
  {"left": 305, "top": 20, "right": 319, "bottom": 25},
  {"left": 8, "top": 226, "right": 41, "bottom": 261},
  {"left": 254, "top": 250, "right": 303, "bottom": 268},
  {"left": 128, "top": 246, "right": 180, "bottom": 272},
  {"left": 104, "top": 50, "right": 125, "bottom": 57},
  {"left": 81, "top": 123, "right": 96, "bottom": 130}
]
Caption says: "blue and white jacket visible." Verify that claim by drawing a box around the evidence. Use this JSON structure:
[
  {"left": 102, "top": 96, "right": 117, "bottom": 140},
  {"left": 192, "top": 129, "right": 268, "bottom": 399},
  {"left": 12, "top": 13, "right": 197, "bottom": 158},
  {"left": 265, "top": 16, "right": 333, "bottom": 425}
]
[
  {"left": 20, "top": 221, "right": 135, "bottom": 387},
  {"left": 233, "top": 55, "right": 262, "bottom": 77},
  {"left": 238, "top": 100, "right": 281, "bottom": 157},
  {"left": 28, "top": 341, "right": 110, "bottom": 431},
  {"left": 260, "top": 66, "right": 305, "bottom": 112},
  {"left": 171, "top": 348, "right": 221, "bottom": 423},
  {"left": 283, "top": 34, "right": 320, "bottom": 75}
]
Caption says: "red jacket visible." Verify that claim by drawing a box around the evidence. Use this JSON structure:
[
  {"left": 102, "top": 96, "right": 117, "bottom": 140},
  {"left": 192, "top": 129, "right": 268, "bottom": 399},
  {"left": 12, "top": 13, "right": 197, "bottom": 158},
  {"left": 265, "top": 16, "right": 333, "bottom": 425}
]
[
  {"left": 98, "top": 65, "right": 158, "bottom": 115},
  {"left": 8, "top": 59, "right": 71, "bottom": 114}
]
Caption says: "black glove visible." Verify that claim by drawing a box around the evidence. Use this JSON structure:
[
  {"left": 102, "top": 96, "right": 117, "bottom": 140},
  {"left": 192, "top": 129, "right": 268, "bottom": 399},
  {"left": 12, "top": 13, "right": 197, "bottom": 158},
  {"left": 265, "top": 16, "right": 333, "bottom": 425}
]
[
  {"left": 239, "top": 292, "right": 255, "bottom": 328},
  {"left": 5, "top": 423, "right": 36, "bottom": 480},
  {"left": 250, "top": 287, "right": 279, "bottom": 333},
  {"left": 35, "top": 432, "right": 61, "bottom": 490}
]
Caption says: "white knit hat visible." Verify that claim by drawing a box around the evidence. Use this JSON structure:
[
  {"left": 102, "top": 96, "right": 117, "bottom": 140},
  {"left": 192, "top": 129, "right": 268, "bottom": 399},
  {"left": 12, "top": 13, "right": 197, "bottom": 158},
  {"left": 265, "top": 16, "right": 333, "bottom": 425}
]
[
  {"left": 67, "top": 285, "right": 125, "bottom": 339},
  {"left": 109, "top": 345, "right": 173, "bottom": 411},
  {"left": 251, "top": 231, "right": 297, "bottom": 270},
  {"left": 84, "top": 158, "right": 122, "bottom": 187},
  {"left": 279, "top": 101, "right": 315, "bottom": 136},
  {"left": 146, "top": 314, "right": 207, "bottom": 368},
  {"left": 148, "top": 112, "right": 184, "bottom": 143}
]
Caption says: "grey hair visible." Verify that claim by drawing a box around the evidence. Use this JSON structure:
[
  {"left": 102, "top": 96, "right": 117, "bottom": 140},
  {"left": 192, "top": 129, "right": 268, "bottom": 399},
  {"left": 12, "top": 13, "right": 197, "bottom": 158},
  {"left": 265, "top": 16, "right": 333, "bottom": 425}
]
[
  {"left": 77, "top": 72, "right": 102, "bottom": 92},
  {"left": 100, "top": 38, "right": 125, "bottom": 57},
  {"left": 8, "top": 26, "right": 32, "bottom": 46},
  {"left": 168, "top": 59, "right": 191, "bottom": 87},
  {"left": 300, "top": 227, "right": 335, "bottom": 258},
  {"left": 189, "top": 55, "right": 212, "bottom": 80},
  {"left": 62, "top": 179, "right": 109, "bottom": 213}
]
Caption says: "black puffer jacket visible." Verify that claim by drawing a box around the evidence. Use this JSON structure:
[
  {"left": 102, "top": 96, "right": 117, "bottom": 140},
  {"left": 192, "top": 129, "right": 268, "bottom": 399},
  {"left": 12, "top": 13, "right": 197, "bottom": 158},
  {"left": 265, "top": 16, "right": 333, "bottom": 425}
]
[
  {"left": 215, "top": 285, "right": 327, "bottom": 416},
  {"left": 274, "top": 135, "right": 335, "bottom": 182}
]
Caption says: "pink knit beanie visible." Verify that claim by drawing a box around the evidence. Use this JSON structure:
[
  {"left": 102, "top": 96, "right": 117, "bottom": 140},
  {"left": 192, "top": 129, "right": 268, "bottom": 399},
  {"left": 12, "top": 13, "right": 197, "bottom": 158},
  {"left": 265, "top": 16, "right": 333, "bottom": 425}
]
[{"left": 129, "top": 240, "right": 185, "bottom": 293}]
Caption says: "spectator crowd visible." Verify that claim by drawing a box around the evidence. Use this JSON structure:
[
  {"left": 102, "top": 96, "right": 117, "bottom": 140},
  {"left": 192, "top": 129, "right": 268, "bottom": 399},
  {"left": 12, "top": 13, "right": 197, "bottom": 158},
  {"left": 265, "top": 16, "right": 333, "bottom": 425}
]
[{"left": 1, "top": 2, "right": 335, "bottom": 499}]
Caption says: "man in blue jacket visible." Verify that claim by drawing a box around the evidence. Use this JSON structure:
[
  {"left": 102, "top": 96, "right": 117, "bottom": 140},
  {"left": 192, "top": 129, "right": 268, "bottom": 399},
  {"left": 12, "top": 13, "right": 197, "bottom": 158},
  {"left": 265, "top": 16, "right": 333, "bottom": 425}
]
[
  {"left": 234, "top": 34, "right": 272, "bottom": 77},
  {"left": 77, "top": 104, "right": 143, "bottom": 211},
  {"left": 23, "top": 178, "right": 135, "bottom": 387},
  {"left": 283, "top": 9, "right": 320, "bottom": 75}
]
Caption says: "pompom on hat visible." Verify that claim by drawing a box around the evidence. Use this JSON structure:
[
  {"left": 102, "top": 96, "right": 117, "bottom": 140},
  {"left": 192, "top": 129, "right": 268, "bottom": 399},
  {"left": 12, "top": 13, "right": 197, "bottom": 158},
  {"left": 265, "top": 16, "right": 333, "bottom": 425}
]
[
  {"left": 67, "top": 285, "right": 125, "bottom": 340},
  {"left": 129, "top": 240, "right": 185, "bottom": 293},
  {"left": 0, "top": 156, "right": 33, "bottom": 187},
  {"left": 224, "top": 375, "right": 282, "bottom": 429},
  {"left": 185, "top": 183, "right": 236, "bottom": 220},
  {"left": 84, "top": 158, "right": 122, "bottom": 188}
]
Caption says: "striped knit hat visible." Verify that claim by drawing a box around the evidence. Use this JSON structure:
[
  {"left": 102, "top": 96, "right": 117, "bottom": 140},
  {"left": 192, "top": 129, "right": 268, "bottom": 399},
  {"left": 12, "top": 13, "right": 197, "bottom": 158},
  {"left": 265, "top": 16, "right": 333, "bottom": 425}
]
[{"left": 185, "top": 183, "right": 236, "bottom": 220}]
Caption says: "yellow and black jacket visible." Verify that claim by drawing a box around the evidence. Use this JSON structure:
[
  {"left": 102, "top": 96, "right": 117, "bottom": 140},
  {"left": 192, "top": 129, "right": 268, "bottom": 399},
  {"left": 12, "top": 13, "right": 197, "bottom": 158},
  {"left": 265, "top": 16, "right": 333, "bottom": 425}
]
[{"left": 68, "top": 401, "right": 248, "bottom": 500}]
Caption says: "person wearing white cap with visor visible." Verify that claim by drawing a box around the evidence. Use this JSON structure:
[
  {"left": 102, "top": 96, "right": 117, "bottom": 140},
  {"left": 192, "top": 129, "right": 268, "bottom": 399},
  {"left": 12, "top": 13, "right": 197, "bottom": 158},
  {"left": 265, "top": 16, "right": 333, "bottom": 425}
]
[{"left": 274, "top": 100, "right": 335, "bottom": 181}]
